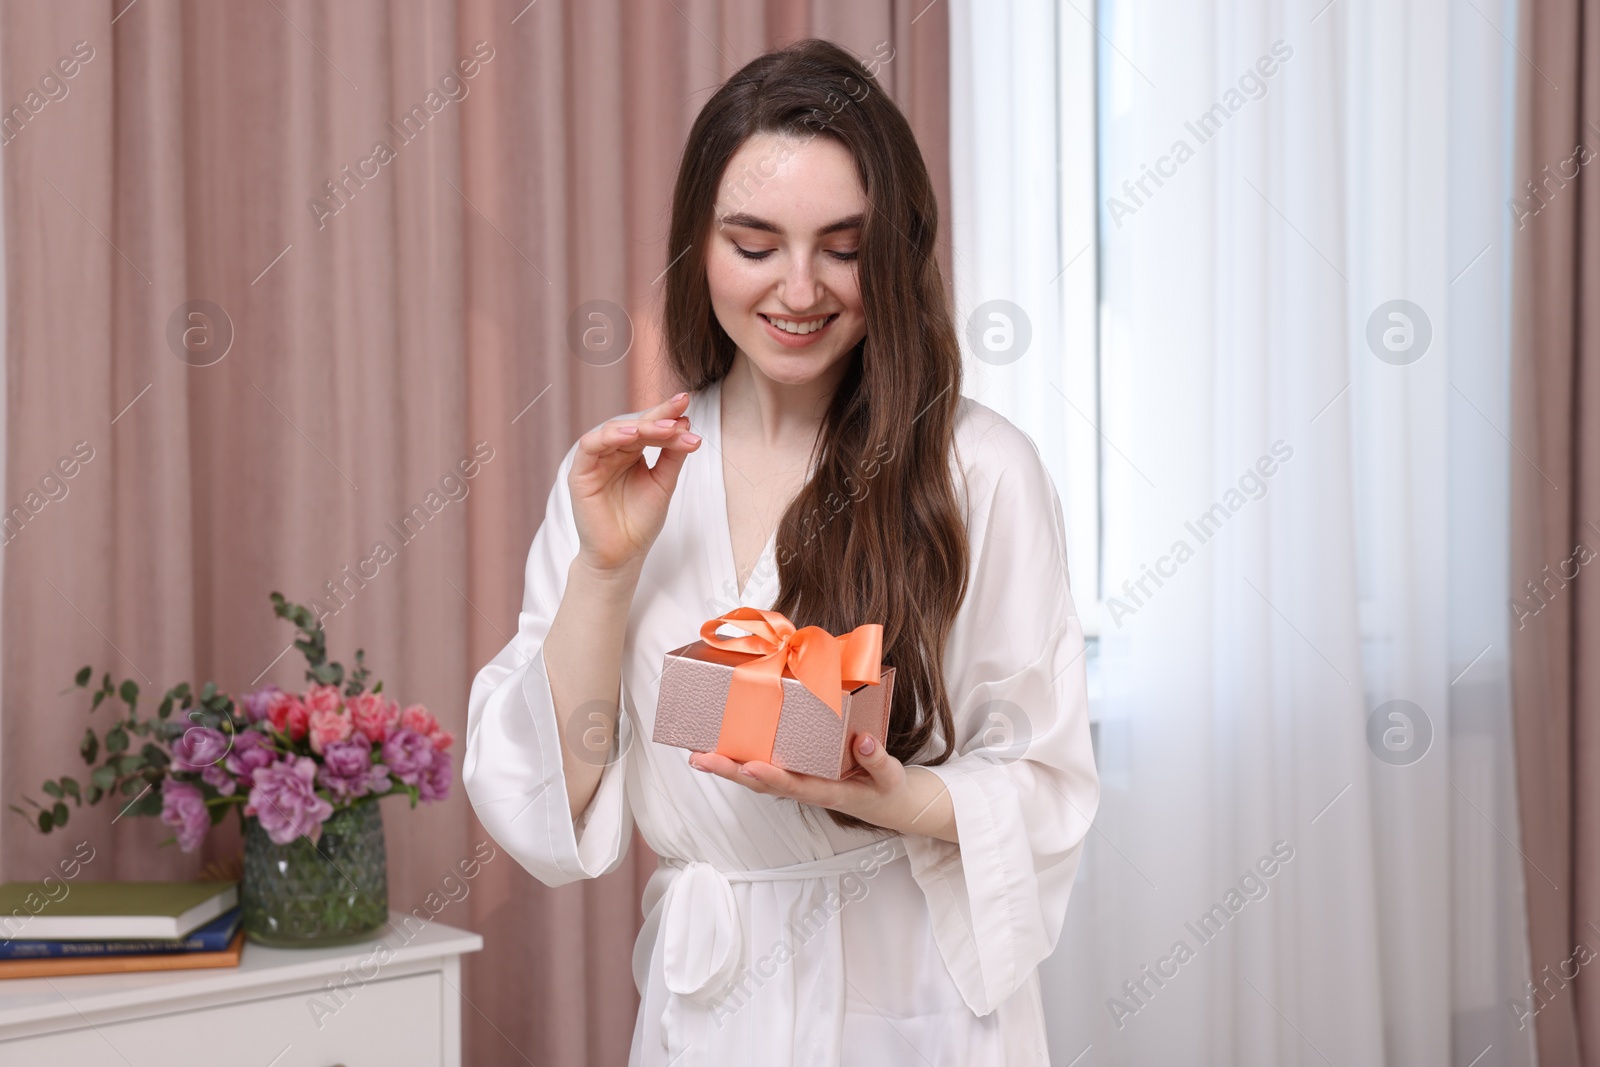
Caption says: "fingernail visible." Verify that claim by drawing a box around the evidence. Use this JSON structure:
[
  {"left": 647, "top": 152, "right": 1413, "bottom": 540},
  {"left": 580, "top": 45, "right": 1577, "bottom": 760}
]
[
  {"left": 859, "top": 735, "right": 876, "bottom": 754},
  {"left": 682, "top": 433, "right": 701, "bottom": 445},
  {"left": 673, "top": 392, "right": 688, "bottom": 402},
  {"left": 740, "top": 766, "right": 756, "bottom": 777},
  {"left": 619, "top": 426, "right": 638, "bottom": 435},
  {"left": 655, "top": 418, "right": 679, "bottom": 428}
]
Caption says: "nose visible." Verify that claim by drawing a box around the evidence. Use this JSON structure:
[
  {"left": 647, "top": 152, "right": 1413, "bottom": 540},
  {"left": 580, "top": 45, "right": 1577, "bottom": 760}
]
[{"left": 777, "top": 250, "right": 823, "bottom": 312}]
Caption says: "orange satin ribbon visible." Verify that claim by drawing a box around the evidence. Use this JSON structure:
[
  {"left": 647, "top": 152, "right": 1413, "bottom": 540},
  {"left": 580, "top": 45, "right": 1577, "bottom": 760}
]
[{"left": 698, "top": 607, "right": 883, "bottom": 765}]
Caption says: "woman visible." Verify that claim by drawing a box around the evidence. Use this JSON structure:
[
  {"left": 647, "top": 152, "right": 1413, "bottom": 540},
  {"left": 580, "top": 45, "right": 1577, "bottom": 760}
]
[{"left": 465, "top": 38, "right": 1098, "bottom": 1067}]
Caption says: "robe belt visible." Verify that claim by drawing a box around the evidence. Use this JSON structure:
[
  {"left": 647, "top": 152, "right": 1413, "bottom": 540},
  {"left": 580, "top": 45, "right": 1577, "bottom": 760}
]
[{"left": 656, "top": 835, "right": 909, "bottom": 1007}]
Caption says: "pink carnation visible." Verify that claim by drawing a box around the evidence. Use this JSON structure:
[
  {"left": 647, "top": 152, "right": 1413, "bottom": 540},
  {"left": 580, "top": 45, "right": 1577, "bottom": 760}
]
[
  {"left": 269, "top": 693, "right": 309, "bottom": 741},
  {"left": 305, "top": 683, "right": 344, "bottom": 717},
  {"left": 401, "top": 705, "right": 454, "bottom": 751},
  {"left": 308, "top": 705, "right": 354, "bottom": 755},
  {"left": 349, "top": 691, "right": 400, "bottom": 743}
]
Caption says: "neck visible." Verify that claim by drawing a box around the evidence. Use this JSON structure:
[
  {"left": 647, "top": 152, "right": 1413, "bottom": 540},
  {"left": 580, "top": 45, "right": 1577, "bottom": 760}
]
[{"left": 720, "top": 351, "right": 851, "bottom": 450}]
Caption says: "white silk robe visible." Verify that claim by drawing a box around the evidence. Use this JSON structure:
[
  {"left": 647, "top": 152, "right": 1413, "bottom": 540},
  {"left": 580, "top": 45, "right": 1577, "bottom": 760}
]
[{"left": 464, "top": 379, "right": 1099, "bottom": 1066}]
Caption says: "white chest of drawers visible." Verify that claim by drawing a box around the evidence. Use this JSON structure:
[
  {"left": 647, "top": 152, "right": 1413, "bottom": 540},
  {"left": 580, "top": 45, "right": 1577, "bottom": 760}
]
[{"left": 0, "top": 914, "right": 483, "bottom": 1067}]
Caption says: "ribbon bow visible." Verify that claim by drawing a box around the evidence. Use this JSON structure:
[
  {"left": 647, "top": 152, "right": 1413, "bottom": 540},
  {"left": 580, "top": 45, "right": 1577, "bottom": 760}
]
[{"left": 698, "top": 607, "right": 883, "bottom": 765}]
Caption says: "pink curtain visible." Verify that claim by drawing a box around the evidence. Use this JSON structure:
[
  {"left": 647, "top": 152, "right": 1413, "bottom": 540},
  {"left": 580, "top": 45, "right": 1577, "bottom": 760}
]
[
  {"left": 1509, "top": 0, "right": 1600, "bottom": 1064},
  {"left": 0, "top": 2, "right": 948, "bottom": 1063}
]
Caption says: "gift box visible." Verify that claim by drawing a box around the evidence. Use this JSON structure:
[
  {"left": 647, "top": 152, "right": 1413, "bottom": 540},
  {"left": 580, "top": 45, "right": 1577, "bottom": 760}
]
[{"left": 652, "top": 607, "right": 895, "bottom": 780}]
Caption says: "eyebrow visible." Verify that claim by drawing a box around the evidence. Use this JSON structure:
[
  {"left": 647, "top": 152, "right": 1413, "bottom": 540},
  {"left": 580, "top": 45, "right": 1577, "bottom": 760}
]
[{"left": 716, "top": 211, "right": 864, "bottom": 237}]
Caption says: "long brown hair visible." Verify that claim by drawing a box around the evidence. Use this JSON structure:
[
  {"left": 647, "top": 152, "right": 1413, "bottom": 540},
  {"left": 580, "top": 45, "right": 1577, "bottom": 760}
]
[{"left": 663, "top": 39, "right": 969, "bottom": 829}]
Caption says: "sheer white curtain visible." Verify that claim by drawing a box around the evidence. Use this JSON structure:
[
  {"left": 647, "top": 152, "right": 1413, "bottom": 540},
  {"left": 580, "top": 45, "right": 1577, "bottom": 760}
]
[
  {"left": 946, "top": 0, "right": 1099, "bottom": 607},
  {"left": 949, "top": 1, "right": 1533, "bottom": 1065}
]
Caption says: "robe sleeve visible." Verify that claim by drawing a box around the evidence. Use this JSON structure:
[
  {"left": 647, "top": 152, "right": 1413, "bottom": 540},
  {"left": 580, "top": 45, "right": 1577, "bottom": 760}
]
[
  {"left": 463, "top": 436, "right": 635, "bottom": 888},
  {"left": 902, "top": 410, "right": 1101, "bottom": 1017}
]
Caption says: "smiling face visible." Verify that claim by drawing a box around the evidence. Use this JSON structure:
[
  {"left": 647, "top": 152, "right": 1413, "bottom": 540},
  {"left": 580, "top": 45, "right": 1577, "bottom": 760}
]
[{"left": 704, "top": 132, "right": 869, "bottom": 389}]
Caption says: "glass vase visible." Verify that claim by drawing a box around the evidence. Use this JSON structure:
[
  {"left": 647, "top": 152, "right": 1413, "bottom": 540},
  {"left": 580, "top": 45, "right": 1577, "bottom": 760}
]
[{"left": 240, "top": 799, "right": 388, "bottom": 947}]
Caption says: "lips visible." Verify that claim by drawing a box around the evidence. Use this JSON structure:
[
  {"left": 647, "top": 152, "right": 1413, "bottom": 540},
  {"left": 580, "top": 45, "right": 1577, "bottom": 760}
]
[{"left": 759, "top": 312, "right": 839, "bottom": 347}]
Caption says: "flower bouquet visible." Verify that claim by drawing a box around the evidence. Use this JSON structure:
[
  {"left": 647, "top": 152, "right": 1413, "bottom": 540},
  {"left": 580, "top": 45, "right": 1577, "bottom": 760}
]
[{"left": 12, "top": 592, "right": 453, "bottom": 946}]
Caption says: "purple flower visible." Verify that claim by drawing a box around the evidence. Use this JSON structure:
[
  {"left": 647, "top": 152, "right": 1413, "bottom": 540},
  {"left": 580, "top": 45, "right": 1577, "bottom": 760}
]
[
  {"left": 241, "top": 684, "right": 284, "bottom": 724},
  {"left": 201, "top": 765, "right": 236, "bottom": 796},
  {"left": 418, "top": 747, "right": 453, "bottom": 803},
  {"left": 382, "top": 727, "right": 434, "bottom": 786},
  {"left": 170, "top": 727, "right": 229, "bottom": 772},
  {"left": 319, "top": 735, "right": 370, "bottom": 783},
  {"left": 317, "top": 736, "right": 391, "bottom": 802},
  {"left": 160, "top": 779, "right": 210, "bottom": 853},
  {"left": 224, "top": 730, "right": 276, "bottom": 789},
  {"left": 246, "top": 756, "right": 333, "bottom": 845}
]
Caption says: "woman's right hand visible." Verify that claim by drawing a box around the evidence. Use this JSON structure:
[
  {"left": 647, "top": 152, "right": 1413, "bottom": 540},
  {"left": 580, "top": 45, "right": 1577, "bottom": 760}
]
[{"left": 568, "top": 391, "right": 702, "bottom": 575}]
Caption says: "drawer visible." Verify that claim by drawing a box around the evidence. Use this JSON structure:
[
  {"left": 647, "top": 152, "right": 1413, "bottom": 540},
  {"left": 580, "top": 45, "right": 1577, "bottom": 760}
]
[{"left": 0, "top": 971, "right": 444, "bottom": 1067}]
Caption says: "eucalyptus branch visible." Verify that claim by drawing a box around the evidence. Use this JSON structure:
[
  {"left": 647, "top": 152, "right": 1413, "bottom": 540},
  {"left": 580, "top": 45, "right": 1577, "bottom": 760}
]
[{"left": 271, "top": 590, "right": 375, "bottom": 696}]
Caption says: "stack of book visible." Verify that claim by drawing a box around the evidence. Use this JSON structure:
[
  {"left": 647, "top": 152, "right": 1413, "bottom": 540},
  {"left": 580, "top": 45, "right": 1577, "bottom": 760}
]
[{"left": 0, "top": 881, "right": 243, "bottom": 979}]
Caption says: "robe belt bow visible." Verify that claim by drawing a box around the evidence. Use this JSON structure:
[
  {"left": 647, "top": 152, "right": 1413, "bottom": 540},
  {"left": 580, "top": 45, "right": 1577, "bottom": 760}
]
[{"left": 657, "top": 836, "right": 910, "bottom": 1010}]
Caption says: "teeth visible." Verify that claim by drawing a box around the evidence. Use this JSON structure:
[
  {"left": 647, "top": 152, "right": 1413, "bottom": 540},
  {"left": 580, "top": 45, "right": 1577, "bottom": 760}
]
[{"left": 766, "top": 315, "right": 832, "bottom": 335}]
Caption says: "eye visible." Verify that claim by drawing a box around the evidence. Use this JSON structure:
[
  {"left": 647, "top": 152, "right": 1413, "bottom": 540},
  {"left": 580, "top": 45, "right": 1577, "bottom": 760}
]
[
  {"left": 733, "top": 244, "right": 775, "bottom": 261},
  {"left": 828, "top": 250, "right": 859, "bottom": 262}
]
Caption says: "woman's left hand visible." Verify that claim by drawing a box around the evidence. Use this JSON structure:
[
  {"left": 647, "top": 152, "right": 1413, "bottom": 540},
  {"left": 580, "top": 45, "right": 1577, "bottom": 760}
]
[{"left": 687, "top": 733, "right": 959, "bottom": 842}]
